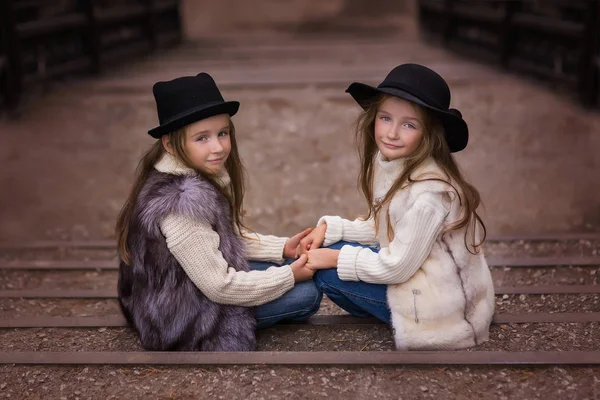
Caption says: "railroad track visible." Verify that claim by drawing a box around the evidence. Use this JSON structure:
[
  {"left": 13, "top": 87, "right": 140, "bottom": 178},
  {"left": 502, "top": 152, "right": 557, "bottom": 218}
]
[{"left": 0, "top": 235, "right": 599, "bottom": 366}]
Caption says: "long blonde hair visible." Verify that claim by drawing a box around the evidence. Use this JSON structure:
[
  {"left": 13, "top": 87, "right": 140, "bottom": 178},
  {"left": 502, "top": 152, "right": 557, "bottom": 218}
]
[
  {"left": 355, "top": 95, "right": 486, "bottom": 254},
  {"left": 116, "top": 120, "right": 249, "bottom": 264}
]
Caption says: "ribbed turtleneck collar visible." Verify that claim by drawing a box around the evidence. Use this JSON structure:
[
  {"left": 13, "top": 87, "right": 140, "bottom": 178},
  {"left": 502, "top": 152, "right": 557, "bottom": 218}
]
[
  {"left": 154, "top": 152, "right": 231, "bottom": 188},
  {"left": 376, "top": 151, "right": 406, "bottom": 181}
]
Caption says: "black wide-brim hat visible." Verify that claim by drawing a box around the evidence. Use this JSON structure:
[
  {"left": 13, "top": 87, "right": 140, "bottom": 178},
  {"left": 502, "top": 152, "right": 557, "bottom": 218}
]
[
  {"left": 346, "top": 64, "right": 468, "bottom": 152},
  {"left": 148, "top": 72, "right": 239, "bottom": 138}
]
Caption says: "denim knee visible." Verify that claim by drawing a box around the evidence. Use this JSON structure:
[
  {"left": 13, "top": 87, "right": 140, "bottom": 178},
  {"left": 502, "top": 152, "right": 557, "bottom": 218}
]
[
  {"left": 300, "top": 279, "right": 323, "bottom": 316},
  {"left": 314, "top": 268, "right": 340, "bottom": 290}
]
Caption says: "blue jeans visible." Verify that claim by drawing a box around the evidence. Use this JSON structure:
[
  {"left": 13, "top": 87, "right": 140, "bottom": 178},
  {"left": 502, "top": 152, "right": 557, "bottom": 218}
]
[
  {"left": 249, "top": 259, "right": 322, "bottom": 329},
  {"left": 314, "top": 241, "right": 392, "bottom": 324}
]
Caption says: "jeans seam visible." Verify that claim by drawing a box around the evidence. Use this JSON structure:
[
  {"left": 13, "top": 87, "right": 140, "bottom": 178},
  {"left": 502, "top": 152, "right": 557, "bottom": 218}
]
[
  {"left": 318, "top": 281, "right": 388, "bottom": 306},
  {"left": 256, "top": 307, "right": 314, "bottom": 322},
  {"left": 256, "top": 292, "right": 322, "bottom": 323}
]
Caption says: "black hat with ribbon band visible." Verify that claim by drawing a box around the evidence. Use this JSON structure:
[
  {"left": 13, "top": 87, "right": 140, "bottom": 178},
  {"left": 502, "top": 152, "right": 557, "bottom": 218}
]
[
  {"left": 345, "top": 63, "right": 468, "bottom": 152},
  {"left": 148, "top": 72, "right": 239, "bottom": 138}
]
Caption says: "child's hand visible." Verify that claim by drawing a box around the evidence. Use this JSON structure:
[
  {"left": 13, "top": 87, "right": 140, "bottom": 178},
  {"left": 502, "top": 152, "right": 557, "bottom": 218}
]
[
  {"left": 306, "top": 248, "right": 339, "bottom": 270},
  {"left": 289, "top": 254, "right": 314, "bottom": 282},
  {"left": 297, "top": 223, "right": 327, "bottom": 256},
  {"left": 283, "top": 228, "right": 312, "bottom": 259}
]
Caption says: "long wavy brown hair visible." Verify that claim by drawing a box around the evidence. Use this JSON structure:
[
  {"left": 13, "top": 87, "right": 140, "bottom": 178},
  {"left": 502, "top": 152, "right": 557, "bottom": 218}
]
[
  {"left": 115, "top": 119, "right": 249, "bottom": 264},
  {"left": 355, "top": 94, "right": 486, "bottom": 254}
]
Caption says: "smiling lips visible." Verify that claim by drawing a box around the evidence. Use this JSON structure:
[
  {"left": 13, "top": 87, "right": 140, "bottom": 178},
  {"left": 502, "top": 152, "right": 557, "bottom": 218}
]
[{"left": 382, "top": 142, "right": 403, "bottom": 149}]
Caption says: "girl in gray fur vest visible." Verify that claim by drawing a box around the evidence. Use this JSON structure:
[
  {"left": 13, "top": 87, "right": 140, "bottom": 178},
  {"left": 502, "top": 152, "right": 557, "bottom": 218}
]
[{"left": 116, "top": 73, "right": 319, "bottom": 352}]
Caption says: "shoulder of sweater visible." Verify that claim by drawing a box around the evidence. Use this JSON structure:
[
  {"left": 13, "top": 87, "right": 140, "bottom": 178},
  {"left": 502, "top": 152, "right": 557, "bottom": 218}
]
[
  {"left": 389, "top": 190, "right": 450, "bottom": 217},
  {"left": 407, "top": 159, "right": 457, "bottom": 197},
  {"left": 138, "top": 171, "right": 223, "bottom": 236}
]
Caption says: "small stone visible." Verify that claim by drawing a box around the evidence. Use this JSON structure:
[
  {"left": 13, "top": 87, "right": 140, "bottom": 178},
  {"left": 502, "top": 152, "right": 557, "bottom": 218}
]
[
  {"left": 502, "top": 294, "right": 509, "bottom": 300},
  {"left": 0, "top": 383, "right": 6, "bottom": 390},
  {"left": 420, "top": 386, "right": 428, "bottom": 392},
  {"left": 98, "top": 328, "right": 107, "bottom": 333}
]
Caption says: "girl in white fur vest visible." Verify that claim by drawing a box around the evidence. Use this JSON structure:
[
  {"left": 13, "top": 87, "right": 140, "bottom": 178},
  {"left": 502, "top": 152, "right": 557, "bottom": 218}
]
[{"left": 298, "top": 64, "right": 495, "bottom": 350}]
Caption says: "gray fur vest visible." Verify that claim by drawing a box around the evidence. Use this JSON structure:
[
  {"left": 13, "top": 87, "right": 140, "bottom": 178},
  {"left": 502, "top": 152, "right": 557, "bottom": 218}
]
[{"left": 117, "top": 169, "right": 256, "bottom": 351}]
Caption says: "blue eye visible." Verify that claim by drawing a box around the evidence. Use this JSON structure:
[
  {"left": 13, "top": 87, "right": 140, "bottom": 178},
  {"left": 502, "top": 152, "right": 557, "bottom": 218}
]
[
  {"left": 403, "top": 123, "right": 416, "bottom": 129},
  {"left": 218, "top": 131, "right": 229, "bottom": 137},
  {"left": 379, "top": 115, "right": 391, "bottom": 122},
  {"left": 196, "top": 136, "right": 208, "bottom": 142}
]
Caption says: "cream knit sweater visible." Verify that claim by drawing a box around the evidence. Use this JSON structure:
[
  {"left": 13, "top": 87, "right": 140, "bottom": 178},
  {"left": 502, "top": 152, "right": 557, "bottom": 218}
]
[
  {"left": 155, "top": 153, "right": 294, "bottom": 307},
  {"left": 318, "top": 152, "right": 448, "bottom": 284}
]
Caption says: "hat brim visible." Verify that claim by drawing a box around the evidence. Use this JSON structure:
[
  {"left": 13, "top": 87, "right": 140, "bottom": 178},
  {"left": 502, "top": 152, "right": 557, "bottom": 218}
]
[
  {"left": 345, "top": 82, "right": 468, "bottom": 152},
  {"left": 148, "top": 101, "right": 240, "bottom": 138}
]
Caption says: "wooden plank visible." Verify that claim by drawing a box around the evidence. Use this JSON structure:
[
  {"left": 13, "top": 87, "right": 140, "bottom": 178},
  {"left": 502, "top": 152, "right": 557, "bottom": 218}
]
[
  {"left": 492, "top": 312, "right": 600, "bottom": 324},
  {"left": 509, "top": 58, "right": 578, "bottom": 85},
  {"left": 0, "top": 240, "right": 115, "bottom": 249},
  {"left": 419, "top": 0, "right": 445, "bottom": 14},
  {"left": 1, "top": 285, "right": 598, "bottom": 299},
  {"left": 23, "top": 57, "right": 92, "bottom": 84},
  {"left": 485, "top": 256, "right": 600, "bottom": 267},
  {"left": 2, "top": 313, "right": 599, "bottom": 329},
  {"left": 496, "top": 285, "right": 600, "bottom": 295},
  {"left": 0, "top": 0, "right": 22, "bottom": 110},
  {"left": 95, "top": 5, "right": 146, "bottom": 24},
  {"left": 155, "top": 0, "right": 178, "bottom": 12},
  {"left": 512, "top": 13, "right": 584, "bottom": 38},
  {"left": 0, "top": 234, "right": 598, "bottom": 250},
  {"left": 0, "top": 260, "right": 118, "bottom": 270},
  {"left": 100, "top": 41, "right": 152, "bottom": 64},
  {"left": 487, "top": 233, "right": 600, "bottom": 241},
  {"left": 16, "top": 13, "right": 86, "bottom": 39},
  {"left": 2, "top": 351, "right": 600, "bottom": 365},
  {"left": 453, "top": 5, "right": 504, "bottom": 24},
  {"left": 577, "top": 0, "right": 599, "bottom": 106},
  {"left": 1, "top": 256, "right": 597, "bottom": 270},
  {"left": 83, "top": 0, "right": 101, "bottom": 74}
]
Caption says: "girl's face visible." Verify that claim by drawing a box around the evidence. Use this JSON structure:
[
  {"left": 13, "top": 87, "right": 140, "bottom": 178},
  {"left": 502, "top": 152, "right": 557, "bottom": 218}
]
[
  {"left": 183, "top": 113, "right": 231, "bottom": 175},
  {"left": 374, "top": 96, "right": 424, "bottom": 161}
]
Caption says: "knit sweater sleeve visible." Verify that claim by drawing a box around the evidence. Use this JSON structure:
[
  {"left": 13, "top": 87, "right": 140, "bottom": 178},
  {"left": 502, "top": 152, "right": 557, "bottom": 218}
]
[
  {"left": 239, "top": 230, "right": 288, "bottom": 265},
  {"left": 336, "top": 192, "right": 447, "bottom": 284},
  {"left": 160, "top": 213, "right": 294, "bottom": 306},
  {"left": 316, "top": 216, "right": 377, "bottom": 247}
]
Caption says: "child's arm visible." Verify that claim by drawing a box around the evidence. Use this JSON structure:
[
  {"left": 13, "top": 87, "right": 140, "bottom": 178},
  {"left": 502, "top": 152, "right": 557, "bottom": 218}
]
[
  {"left": 334, "top": 193, "right": 448, "bottom": 284},
  {"left": 317, "top": 216, "right": 378, "bottom": 247},
  {"left": 239, "top": 230, "right": 288, "bottom": 264},
  {"left": 298, "top": 216, "right": 377, "bottom": 256},
  {"left": 240, "top": 228, "right": 312, "bottom": 263},
  {"left": 160, "top": 213, "right": 308, "bottom": 307}
]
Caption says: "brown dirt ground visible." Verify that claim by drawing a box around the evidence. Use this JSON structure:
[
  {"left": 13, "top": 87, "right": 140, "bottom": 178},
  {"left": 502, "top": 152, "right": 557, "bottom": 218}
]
[{"left": 1, "top": 240, "right": 599, "bottom": 399}]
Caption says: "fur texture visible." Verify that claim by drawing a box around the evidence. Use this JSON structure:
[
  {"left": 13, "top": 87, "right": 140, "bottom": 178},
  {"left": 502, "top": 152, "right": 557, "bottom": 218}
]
[
  {"left": 118, "top": 170, "right": 256, "bottom": 351},
  {"left": 383, "top": 158, "right": 496, "bottom": 350}
]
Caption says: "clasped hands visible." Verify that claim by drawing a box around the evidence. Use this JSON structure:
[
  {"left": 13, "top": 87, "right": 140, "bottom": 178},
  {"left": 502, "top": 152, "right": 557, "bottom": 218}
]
[{"left": 283, "top": 224, "right": 339, "bottom": 282}]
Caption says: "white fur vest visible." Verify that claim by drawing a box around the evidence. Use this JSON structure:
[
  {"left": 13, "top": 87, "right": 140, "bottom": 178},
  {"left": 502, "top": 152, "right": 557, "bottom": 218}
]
[{"left": 382, "top": 158, "right": 495, "bottom": 350}]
